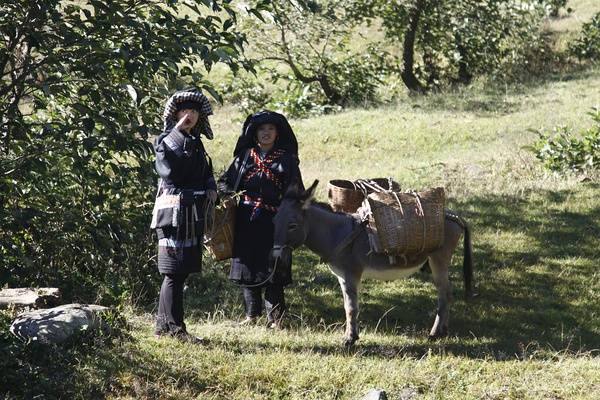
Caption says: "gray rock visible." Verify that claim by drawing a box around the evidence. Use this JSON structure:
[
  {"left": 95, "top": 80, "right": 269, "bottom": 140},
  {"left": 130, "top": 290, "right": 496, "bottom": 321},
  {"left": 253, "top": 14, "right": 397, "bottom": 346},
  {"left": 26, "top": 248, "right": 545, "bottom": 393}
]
[
  {"left": 0, "top": 287, "right": 61, "bottom": 309},
  {"left": 361, "top": 389, "right": 388, "bottom": 400},
  {"left": 10, "top": 303, "right": 109, "bottom": 344}
]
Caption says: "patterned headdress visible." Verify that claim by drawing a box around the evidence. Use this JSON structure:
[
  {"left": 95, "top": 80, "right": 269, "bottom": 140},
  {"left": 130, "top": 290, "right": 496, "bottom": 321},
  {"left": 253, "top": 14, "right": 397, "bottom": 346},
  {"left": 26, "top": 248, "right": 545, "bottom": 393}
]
[{"left": 163, "top": 88, "right": 214, "bottom": 139}]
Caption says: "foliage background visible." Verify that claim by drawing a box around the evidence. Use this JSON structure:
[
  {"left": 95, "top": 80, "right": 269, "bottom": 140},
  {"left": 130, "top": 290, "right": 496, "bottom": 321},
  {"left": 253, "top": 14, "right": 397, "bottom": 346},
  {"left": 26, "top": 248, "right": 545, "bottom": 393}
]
[
  {"left": 1, "top": 0, "right": 600, "bottom": 398},
  {"left": 0, "top": 0, "right": 253, "bottom": 303}
]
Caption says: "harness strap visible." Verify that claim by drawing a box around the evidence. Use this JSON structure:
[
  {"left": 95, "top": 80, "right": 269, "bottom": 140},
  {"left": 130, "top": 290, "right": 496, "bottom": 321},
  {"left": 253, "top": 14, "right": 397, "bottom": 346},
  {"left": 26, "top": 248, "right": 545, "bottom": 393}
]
[{"left": 332, "top": 220, "right": 365, "bottom": 259}]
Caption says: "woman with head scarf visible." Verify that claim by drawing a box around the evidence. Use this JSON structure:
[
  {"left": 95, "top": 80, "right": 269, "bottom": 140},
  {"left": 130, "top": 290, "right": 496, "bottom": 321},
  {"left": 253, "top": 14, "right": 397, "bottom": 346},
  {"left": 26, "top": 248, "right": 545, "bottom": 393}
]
[
  {"left": 151, "top": 88, "right": 217, "bottom": 342},
  {"left": 220, "top": 110, "right": 303, "bottom": 328}
]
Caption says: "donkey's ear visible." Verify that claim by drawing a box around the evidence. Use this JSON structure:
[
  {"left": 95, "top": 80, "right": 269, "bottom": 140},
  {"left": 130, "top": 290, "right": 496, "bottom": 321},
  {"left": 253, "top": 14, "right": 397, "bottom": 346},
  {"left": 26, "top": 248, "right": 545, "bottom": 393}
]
[
  {"left": 285, "top": 182, "right": 301, "bottom": 198},
  {"left": 301, "top": 179, "right": 319, "bottom": 209}
]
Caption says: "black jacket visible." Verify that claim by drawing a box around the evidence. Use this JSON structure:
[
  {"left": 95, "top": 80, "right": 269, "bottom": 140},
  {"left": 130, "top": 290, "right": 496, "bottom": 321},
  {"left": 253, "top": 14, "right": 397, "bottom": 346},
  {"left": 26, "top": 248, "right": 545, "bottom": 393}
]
[
  {"left": 154, "top": 128, "right": 216, "bottom": 193},
  {"left": 152, "top": 127, "right": 216, "bottom": 275}
]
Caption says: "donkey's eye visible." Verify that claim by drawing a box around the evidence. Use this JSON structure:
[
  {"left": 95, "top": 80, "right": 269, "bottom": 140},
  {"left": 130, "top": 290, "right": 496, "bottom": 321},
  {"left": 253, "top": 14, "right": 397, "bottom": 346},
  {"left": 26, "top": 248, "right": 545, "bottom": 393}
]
[{"left": 288, "top": 222, "right": 299, "bottom": 230}]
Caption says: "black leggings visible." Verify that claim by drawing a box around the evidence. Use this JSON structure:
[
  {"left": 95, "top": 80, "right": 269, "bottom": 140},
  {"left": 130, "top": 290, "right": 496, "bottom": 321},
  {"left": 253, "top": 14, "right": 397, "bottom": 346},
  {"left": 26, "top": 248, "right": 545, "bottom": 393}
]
[
  {"left": 156, "top": 273, "right": 188, "bottom": 335},
  {"left": 243, "top": 283, "right": 286, "bottom": 322}
]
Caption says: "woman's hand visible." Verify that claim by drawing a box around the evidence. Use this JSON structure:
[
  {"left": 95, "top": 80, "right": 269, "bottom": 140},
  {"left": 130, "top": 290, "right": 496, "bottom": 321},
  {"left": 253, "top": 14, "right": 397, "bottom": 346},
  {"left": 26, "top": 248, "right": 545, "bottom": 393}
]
[
  {"left": 174, "top": 114, "right": 189, "bottom": 131},
  {"left": 207, "top": 189, "right": 217, "bottom": 203}
]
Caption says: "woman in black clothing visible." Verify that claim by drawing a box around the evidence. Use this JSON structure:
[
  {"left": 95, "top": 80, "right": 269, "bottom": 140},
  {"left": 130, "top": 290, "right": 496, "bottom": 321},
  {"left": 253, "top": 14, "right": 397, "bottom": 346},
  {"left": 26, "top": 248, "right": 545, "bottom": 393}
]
[
  {"left": 151, "top": 88, "right": 217, "bottom": 341},
  {"left": 221, "top": 111, "right": 302, "bottom": 328}
]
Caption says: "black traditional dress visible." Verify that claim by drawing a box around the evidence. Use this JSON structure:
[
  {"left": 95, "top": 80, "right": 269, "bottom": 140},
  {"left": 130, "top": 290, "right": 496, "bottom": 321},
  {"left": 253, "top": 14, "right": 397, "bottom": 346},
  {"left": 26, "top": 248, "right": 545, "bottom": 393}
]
[
  {"left": 224, "top": 147, "right": 299, "bottom": 285},
  {"left": 221, "top": 111, "right": 303, "bottom": 320},
  {"left": 151, "top": 88, "right": 215, "bottom": 337},
  {"left": 152, "top": 91, "right": 216, "bottom": 275}
]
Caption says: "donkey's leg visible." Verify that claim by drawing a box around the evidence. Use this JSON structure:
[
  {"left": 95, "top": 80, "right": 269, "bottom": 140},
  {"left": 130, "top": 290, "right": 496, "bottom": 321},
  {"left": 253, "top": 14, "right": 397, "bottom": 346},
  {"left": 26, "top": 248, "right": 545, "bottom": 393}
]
[
  {"left": 428, "top": 253, "right": 451, "bottom": 339},
  {"left": 427, "top": 221, "right": 461, "bottom": 339},
  {"left": 337, "top": 274, "right": 360, "bottom": 346}
]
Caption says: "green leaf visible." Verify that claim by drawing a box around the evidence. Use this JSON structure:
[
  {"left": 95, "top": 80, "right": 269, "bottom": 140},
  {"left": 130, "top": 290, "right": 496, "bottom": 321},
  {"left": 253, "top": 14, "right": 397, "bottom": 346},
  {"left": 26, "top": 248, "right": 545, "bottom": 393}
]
[
  {"left": 126, "top": 84, "right": 138, "bottom": 105},
  {"left": 202, "top": 84, "right": 223, "bottom": 104}
]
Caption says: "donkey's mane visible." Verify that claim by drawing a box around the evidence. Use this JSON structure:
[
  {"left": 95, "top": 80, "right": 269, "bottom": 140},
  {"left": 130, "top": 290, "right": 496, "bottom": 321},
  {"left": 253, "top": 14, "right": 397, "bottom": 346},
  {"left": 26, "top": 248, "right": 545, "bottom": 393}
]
[
  {"left": 312, "top": 201, "right": 350, "bottom": 215},
  {"left": 312, "top": 201, "right": 333, "bottom": 211}
]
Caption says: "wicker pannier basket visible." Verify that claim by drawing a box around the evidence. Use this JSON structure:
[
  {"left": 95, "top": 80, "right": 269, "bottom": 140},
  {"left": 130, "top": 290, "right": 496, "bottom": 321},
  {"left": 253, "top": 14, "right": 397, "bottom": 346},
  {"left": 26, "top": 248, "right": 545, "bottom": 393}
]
[
  {"left": 328, "top": 178, "right": 401, "bottom": 213},
  {"left": 327, "top": 180, "right": 364, "bottom": 213},
  {"left": 204, "top": 196, "right": 237, "bottom": 261},
  {"left": 366, "top": 187, "right": 445, "bottom": 255}
]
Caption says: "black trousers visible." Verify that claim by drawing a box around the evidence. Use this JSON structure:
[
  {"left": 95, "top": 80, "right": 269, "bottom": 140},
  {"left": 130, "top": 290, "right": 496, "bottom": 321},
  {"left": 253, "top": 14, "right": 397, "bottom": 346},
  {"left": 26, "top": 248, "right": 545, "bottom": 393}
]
[
  {"left": 243, "top": 283, "right": 285, "bottom": 322},
  {"left": 156, "top": 273, "right": 188, "bottom": 335}
]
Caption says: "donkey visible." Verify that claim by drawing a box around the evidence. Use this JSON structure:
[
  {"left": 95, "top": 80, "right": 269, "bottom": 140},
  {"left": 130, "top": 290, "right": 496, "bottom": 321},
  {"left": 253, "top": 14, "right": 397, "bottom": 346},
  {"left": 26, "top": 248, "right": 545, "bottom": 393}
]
[{"left": 272, "top": 180, "right": 473, "bottom": 346}]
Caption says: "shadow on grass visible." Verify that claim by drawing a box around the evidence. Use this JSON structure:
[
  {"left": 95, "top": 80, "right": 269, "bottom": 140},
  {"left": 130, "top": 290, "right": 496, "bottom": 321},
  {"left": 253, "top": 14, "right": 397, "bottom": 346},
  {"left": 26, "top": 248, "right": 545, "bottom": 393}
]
[
  {"left": 177, "top": 185, "right": 600, "bottom": 360},
  {"left": 0, "top": 323, "right": 214, "bottom": 399},
  {"left": 127, "top": 185, "right": 600, "bottom": 361}
]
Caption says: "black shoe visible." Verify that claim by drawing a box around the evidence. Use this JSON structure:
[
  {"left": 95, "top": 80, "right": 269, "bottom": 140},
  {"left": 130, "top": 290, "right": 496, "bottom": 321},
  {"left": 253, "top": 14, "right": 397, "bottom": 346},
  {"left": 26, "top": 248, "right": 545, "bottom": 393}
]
[
  {"left": 172, "top": 331, "right": 207, "bottom": 345},
  {"left": 237, "top": 316, "right": 259, "bottom": 327},
  {"left": 266, "top": 318, "right": 284, "bottom": 330}
]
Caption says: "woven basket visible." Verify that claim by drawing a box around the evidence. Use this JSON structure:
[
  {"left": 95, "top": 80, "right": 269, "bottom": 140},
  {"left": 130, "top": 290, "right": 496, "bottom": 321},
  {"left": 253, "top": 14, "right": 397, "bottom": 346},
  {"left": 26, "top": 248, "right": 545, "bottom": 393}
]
[
  {"left": 367, "top": 187, "right": 445, "bottom": 255},
  {"left": 204, "top": 196, "right": 236, "bottom": 261},
  {"left": 327, "top": 180, "right": 364, "bottom": 213},
  {"left": 328, "top": 178, "right": 401, "bottom": 213}
]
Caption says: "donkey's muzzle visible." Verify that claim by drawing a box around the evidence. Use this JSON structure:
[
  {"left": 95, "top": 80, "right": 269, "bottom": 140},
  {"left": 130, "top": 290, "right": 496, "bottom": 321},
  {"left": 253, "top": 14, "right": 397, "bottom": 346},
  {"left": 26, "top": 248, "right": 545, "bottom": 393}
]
[
  {"left": 271, "top": 245, "right": 290, "bottom": 259},
  {"left": 270, "top": 245, "right": 293, "bottom": 283}
]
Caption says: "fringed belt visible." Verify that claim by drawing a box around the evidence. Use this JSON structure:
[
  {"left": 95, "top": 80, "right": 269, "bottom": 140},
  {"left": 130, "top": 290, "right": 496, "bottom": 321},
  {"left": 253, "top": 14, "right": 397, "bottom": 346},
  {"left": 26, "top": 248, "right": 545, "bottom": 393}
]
[{"left": 242, "top": 194, "right": 278, "bottom": 221}]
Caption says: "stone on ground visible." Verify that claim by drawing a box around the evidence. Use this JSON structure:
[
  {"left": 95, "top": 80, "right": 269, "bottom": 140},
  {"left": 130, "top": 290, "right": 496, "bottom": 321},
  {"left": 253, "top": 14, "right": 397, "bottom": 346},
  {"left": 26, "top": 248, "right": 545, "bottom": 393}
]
[
  {"left": 0, "top": 287, "right": 61, "bottom": 309},
  {"left": 361, "top": 389, "right": 388, "bottom": 400},
  {"left": 10, "top": 303, "right": 109, "bottom": 344}
]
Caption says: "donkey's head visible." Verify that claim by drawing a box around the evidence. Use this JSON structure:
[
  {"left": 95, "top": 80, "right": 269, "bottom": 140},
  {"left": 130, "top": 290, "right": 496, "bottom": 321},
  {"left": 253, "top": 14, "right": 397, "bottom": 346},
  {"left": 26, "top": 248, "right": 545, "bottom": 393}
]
[{"left": 272, "top": 180, "right": 318, "bottom": 256}]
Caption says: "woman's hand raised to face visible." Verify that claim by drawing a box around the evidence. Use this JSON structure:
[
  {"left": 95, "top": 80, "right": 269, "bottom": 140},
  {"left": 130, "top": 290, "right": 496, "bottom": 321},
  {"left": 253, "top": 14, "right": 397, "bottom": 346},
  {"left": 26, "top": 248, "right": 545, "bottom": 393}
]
[
  {"left": 175, "top": 114, "right": 189, "bottom": 132},
  {"left": 174, "top": 109, "right": 199, "bottom": 133}
]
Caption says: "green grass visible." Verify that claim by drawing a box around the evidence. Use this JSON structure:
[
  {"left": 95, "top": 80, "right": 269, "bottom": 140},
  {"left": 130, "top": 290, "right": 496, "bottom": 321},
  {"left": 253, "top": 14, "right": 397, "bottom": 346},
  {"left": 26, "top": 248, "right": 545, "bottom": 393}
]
[
  {"left": 4, "top": 65, "right": 600, "bottom": 399},
  {"left": 2, "top": 2, "right": 600, "bottom": 399}
]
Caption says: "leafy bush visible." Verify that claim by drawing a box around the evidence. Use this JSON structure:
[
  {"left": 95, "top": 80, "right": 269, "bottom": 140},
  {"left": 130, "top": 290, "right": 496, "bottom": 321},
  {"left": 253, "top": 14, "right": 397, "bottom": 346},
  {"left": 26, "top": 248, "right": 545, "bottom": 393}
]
[
  {"left": 569, "top": 12, "right": 600, "bottom": 61},
  {"left": 0, "top": 0, "right": 253, "bottom": 304},
  {"left": 220, "top": 70, "right": 342, "bottom": 118},
  {"left": 532, "top": 108, "right": 600, "bottom": 172},
  {"left": 326, "top": 51, "right": 387, "bottom": 105},
  {"left": 348, "top": 0, "right": 548, "bottom": 92},
  {"left": 220, "top": 74, "right": 271, "bottom": 117},
  {"left": 271, "top": 81, "right": 342, "bottom": 118}
]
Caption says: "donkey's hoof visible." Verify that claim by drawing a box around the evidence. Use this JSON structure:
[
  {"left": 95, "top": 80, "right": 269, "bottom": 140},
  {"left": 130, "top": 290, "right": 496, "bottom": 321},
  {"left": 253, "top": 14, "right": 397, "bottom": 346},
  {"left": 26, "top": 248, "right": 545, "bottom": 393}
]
[
  {"left": 428, "top": 327, "right": 448, "bottom": 341},
  {"left": 342, "top": 336, "right": 358, "bottom": 347}
]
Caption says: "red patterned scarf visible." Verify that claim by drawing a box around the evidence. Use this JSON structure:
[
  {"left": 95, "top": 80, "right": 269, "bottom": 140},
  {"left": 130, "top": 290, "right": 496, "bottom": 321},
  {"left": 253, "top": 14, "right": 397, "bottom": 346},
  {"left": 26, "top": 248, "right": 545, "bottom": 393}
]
[
  {"left": 244, "top": 148, "right": 285, "bottom": 188},
  {"left": 242, "top": 148, "right": 285, "bottom": 220}
]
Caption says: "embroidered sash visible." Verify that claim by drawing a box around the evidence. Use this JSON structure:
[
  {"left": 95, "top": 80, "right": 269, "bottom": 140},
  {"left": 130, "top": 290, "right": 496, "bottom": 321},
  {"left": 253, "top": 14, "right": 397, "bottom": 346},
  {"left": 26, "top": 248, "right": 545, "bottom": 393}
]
[{"left": 242, "top": 194, "right": 278, "bottom": 221}]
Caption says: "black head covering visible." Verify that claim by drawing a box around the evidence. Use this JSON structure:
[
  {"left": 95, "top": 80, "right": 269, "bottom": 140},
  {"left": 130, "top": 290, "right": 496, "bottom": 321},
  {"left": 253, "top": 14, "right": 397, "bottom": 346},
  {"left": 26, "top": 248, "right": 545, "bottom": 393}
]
[{"left": 233, "top": 110, "right": 299, "bottom": 157}]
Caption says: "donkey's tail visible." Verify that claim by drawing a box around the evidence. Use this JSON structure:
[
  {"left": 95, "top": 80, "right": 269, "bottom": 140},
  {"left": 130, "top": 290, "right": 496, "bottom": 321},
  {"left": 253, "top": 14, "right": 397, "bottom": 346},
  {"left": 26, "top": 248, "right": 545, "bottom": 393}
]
[{"left": 445, "top": 210, "right": 474, "bottom": 299}]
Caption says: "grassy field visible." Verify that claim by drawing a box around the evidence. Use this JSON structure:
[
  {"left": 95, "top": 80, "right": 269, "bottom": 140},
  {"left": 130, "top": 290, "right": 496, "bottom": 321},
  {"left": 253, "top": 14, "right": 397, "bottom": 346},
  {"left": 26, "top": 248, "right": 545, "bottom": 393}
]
[
  {"left": 2, "top": 2, "right": 600, "bottom": 399},
  {"left": 3, "top": 65, "right": 599, "bottom": 399}
]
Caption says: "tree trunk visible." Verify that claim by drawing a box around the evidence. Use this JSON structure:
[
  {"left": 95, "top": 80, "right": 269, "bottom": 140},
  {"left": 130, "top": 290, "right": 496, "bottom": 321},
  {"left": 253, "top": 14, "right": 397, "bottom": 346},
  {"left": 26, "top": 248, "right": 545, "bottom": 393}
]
[
  {"left": 318, "top": 74, "right": 343, "bottom": 105},
  {"left": 401, "top": 0, "right": 427, "bottom": 93},
  {"left": 455, "top": 33, "right": 473, "bottom": 85}
]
